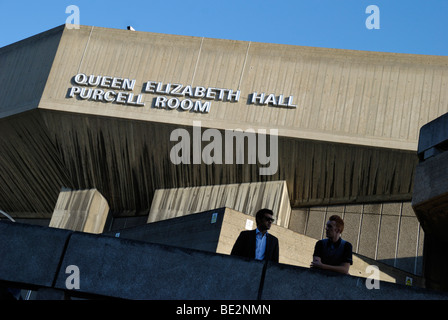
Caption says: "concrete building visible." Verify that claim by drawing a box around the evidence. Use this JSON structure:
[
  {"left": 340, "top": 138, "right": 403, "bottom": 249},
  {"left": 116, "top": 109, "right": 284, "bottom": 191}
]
[{"left": 1, "top": 24, "right": 448, "bottom": 294}]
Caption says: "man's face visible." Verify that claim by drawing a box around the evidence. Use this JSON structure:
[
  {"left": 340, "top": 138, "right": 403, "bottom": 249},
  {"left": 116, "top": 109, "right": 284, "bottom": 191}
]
[
  {"left": 258, "top": 213, "right": 274, "bottom": 232},
  {"left": 325, "top": 220, "right": 339, "bottom": 238}
]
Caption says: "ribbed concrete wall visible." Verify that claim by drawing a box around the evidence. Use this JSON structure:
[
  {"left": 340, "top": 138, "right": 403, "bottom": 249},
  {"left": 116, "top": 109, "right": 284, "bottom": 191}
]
[
  {"left": 34, "top": 112, "right": 417, "bottom": 216},
  {"left": 0, "top": 111, "right": 73, "bottom": 217},
  {"left": 38, "top": 25, "right": 448, "bottom": 151},
  {"left": 148, "top": 181, "right": 291, "bottom": 227},
  {"left": 0, "top": 25, "right": 427, "bottom": 218}
]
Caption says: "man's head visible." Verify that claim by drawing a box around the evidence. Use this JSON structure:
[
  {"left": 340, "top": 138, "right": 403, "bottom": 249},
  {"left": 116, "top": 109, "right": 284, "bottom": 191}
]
[
  {"left": 255, "top": 208, "right": 274, "bottom": 233},
  {"left": 325, "top": 215, "right": 344, "bottom": 241}
]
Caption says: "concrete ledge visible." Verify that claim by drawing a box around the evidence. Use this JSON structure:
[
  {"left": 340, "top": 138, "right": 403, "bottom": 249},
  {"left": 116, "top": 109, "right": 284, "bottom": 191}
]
[
  {"left": 417, "top": 112, "right": 448, "bottom": 160},
  {"left": 412, "top": 151, "right": 448, "bottom": 208},
  {"left": 105, "top": 208, "right": 227, "bottom": 253},
  {"left": 412, "top": 151, "right": 448, "bottom": 240},
  {"left": 261, "top": 262, "right": 448, "bottom": 300},
  {"left": 0, "top": 221, "right": 72, "bottom": 288},
  {"left": 108, "top": 208, "right": 425, "bottom": 287},
  {"left": 53, "top": 232, "right": 264, "bottom": 300},
  {"left": 2, "top": 220, "right": 448, "bottom": 300}
]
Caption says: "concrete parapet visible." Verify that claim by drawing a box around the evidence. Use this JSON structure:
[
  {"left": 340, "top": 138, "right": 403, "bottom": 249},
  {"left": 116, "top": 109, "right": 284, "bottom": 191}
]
[
  {"left": 412, "top": 154, "right": 448, "bottom": 290},
  {"left": 0, "top": 220, "right": 71, "bottom": 288},
  {"left": 110, "top": 208, "right": 425, "bottom": 287},
  {"left": 262, "top": 262, "right": 446, "bottom": 300},
  {"left": 412, "top": 151, "right": 448, "bottom": 239},
  {"left": 417, "top": 112, "right": 448, "bottom": 161},
  {"left": 107, "top": 208, "right": 227, "bottom": 252},
  {"left": 1, "top": 219, "right": 447, "bottom": 300},
  {"left": 53, "top": 231, "right": 264, "bottom": 300}
]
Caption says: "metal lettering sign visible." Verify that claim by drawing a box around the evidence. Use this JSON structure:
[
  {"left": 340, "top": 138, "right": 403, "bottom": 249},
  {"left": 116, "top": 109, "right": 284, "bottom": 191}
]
[{"left": 67, "top": 73, "right": 297, "bottom": 113}]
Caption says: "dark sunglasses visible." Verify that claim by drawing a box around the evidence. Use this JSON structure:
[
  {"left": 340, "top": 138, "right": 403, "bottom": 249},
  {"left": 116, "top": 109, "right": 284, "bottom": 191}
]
[{"left": 264, "top": 216, "right": 274, "bottom": 223}]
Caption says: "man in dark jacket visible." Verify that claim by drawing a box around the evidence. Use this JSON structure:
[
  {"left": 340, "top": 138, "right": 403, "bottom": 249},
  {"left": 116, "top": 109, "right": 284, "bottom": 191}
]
[
  {"left": 231, "top": 208, "right": 279, "bottom": 263},
  {"left": 311, "top": 215, "right": 353, "bottom": 274}
]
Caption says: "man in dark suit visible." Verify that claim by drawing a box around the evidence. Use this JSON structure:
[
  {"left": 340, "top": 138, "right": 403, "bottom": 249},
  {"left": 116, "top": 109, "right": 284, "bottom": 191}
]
[{"left": 231, "top": 208, "right": 279, "bottom": 263}]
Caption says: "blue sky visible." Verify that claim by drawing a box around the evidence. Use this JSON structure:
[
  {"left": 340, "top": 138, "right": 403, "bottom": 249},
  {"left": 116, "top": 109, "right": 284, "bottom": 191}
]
[{"left": 1, "top": 0, "right": 447, "bottom": 56}]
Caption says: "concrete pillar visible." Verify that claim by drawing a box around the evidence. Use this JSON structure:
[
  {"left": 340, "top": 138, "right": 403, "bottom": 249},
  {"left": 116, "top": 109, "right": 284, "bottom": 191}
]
[
  {"left": 412, "top": 112, "right": 448, "bottom": 291},
  {"left": 49, "top": 188, "right": 110, "bottom": 233}
]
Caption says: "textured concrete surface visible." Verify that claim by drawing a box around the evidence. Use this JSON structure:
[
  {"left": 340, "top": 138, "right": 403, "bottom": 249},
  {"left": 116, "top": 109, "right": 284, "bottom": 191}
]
[
  {"left": 261, "top": 262, "right": 448, "bottom": 300},
  {"left": 105, "top": 208, "right": 424, "bottom": 287},
  {"left": 412, "top": 151, "right": 448, "bottom": 214},
  {"left": 148, "top": 181, "right": 291, "bottom": 228},
  {"left": 412, "top": 112, "right": 448, "bottom": 291},
  {"left": 1, "top": 24, "right": 438, "bottom": 220},
  {"left": 53, "top": 231, "right": 264, "bottom": 300},
  {"left": 0, "top": 220, "right": 71, "bottom": 287},
  {"left": 291, "top": 202, "right": 425, "bottom": 277},
  {"left": 49, "top": 188, "right": 110, "bottom": 233},
  {"left": 2, "top": 220, "right": 447, "bottom": 300},
  {"left": 104, "top": 208, "right": 226, "bottom": 252},
  {"left": 417, "top": 112, "right": 448, "bottom": 160}
]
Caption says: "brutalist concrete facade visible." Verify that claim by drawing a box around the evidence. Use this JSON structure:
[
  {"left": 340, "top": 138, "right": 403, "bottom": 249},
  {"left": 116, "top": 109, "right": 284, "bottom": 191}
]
[{"left": 2, "top": 24, "right": 448, "bottom": 287}]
